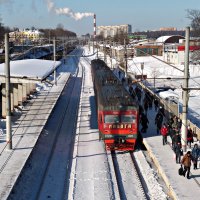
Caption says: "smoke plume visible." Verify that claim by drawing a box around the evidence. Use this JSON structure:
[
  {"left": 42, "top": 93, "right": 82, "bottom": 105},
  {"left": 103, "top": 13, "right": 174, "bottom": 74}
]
[
  {"left": 55, "top": 7, "right": 93, "bottom": 20},
  {"left": 46, "top": 0, "right": 54, "bottom": 12},
  {"left": 45, "top": 0, "right": 93, "bottom": 20}
]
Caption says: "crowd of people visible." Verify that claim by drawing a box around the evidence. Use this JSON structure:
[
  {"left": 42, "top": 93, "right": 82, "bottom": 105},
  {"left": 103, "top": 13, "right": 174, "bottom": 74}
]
[
  {"left": 135, "top": 86, "right": 200, "bottom": 180},
  {"left": 119, "top": 67, "right": 200, "bottom": 180}
]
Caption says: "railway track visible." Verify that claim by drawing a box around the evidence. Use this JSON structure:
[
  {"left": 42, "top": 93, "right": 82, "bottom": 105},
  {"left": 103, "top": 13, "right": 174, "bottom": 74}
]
[
  {"left": 8, "top": 52, "right": 83, "bottom": 200},
  {"left": 111, "top": 150, "right": 149, "bottom": 200}
]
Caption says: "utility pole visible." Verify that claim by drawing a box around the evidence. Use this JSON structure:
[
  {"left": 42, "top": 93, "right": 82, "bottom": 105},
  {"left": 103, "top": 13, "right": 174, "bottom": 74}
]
[
  {"left": 124, "top": 38, "right": 127, "bottom": 78},
  {"left": 49, "top": 30, "right": 51, "bottom": 44},
  {"left": 141, "top": 62, "right": 144, "bottom": 80},
  {"left": 63, "top": 38, "right": 66, "bottom": 64},
  {"left": 5, "top": 33, "right": 12, "bottom": 150},
  {"left": 181, "top": 27, "right": 190, "bottom": 152},
  {"left": 88, "top": 39, "right": 90, "bottom": 52},
  {"left": 53, "top": 37, "right": 57, "bottom": 86},
  {"left": 104, "top": 41, "right": 106, "bottom": 64},
  {"left": 96, "top": 40, "right": 98, "bottom": 59},
  {"left": 110, "top": 43, "right": 112, "bottom": 69},
  {"left": 92, "top": 37, "right": 94, "bottom": 54}
]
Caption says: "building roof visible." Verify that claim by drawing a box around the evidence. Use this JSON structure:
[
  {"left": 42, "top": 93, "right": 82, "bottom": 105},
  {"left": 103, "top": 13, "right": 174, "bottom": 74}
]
[
  {"left": 0, "top": 59, "right": 61, "bottom": 83},
  {"left": 156, "top": 35, "right": 185, "bottom": 44}
]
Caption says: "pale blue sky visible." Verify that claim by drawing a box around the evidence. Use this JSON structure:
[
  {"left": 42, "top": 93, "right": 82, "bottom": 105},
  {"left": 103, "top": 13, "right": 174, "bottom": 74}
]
[{"left": 0, "top": 0, "right": 199, "bottom": 35}]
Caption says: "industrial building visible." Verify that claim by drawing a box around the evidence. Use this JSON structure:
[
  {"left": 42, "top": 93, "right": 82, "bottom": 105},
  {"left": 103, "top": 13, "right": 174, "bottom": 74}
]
[{"left": 97, "top": 24, "right": 132, "bottom": 38}]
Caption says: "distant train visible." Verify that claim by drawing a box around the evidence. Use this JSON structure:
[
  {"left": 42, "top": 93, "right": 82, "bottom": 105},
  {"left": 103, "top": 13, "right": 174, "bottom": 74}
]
[{"left": 91, "top": 59, "right": 139, "bottom": 151}]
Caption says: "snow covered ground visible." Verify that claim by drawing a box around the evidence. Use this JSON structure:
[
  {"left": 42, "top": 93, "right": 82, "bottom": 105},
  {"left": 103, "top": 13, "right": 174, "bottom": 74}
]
[
  {"left": 100, "top": 48, "right": 200, "bottom": 129},
  {"left": 0, "top": 46, "right": 199, "bottom": 199},
  {"left": 128, "top": 55, "right": 200, "bottom": 127},
  {"left": 67, "top": 47, "right": 171, "bottom": 199}
]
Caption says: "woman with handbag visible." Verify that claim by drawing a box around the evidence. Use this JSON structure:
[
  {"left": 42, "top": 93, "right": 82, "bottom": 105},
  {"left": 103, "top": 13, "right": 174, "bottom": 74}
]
[{"left": 181, "top": 151, "right": 192, "bottom": 179}]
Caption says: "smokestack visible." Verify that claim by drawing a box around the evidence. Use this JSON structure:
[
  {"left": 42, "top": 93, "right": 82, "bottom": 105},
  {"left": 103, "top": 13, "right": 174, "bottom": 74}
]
[{"left": 93, "top": 14, "right": 96, "bottom": 39}]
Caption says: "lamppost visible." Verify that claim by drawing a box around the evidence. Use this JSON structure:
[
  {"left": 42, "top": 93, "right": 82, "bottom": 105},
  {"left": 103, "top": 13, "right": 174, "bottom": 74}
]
[
  {"left": 5, "top": 33, "right": 12, "bottom": 150},
  {"left": 53, "top": 37, "right": 57, "bottom": 86},
  {"left": 181, "top": 27, "right": 190, "bottom": 152},
  {"left": 110, "top": 43, "right": 112, "bottom": 69},
  {"left": 124, "top": 39, "right": 127, "bottom": 78}
]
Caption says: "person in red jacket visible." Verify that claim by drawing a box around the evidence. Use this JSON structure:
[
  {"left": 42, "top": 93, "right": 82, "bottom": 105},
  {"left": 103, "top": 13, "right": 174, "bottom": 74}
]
[
  {"left": 187, "top": 127, "right": 193, "bottom": 148},
  {"left": 160, "top": 123, "right": 168, "bottom": 145}
]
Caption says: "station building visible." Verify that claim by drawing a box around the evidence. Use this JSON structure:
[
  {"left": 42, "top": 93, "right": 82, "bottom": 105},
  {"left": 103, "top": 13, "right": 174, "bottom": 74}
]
[
  {"left": 9, "top": 29, "right": 44, "bottom": 44},
  {"left": 156, "top": 36, "right": 200, "bottom": 65}
]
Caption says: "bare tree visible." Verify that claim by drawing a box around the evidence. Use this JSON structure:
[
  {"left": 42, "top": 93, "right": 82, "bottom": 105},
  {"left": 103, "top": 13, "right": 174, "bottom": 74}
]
[
  {"left": 186, "top": 9, "right": 200, "bottom": 63},
  {"left": 56, "top": 23, "right": 64, "bottom": 30},
  {"left": 186, "top": 9, "right": 200, "bottom": 36},
  {"left": 151, "top": 68, "right": 161, "bottom": 88}
]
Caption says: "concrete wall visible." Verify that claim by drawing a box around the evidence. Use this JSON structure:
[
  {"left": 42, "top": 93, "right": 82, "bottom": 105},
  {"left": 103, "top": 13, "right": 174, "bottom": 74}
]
[{"left": 1, "top": 82, "right": 36, "bottom": 117}]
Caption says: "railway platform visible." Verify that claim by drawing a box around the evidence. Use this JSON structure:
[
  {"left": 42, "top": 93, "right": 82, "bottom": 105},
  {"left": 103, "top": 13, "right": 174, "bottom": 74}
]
[
  {"left": 0, "top": 73, "right": 70, "bottom": 200},
  {"left": 142, "top": 106, "right": 200, "bottom": 200},
  {"left": 114, "top": 67, "right": 200, "bottom": 199}
]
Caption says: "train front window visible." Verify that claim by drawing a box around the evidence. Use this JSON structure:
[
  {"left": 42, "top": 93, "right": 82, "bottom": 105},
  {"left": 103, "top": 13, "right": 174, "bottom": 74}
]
[
  {"left": 104, "top": 115, "right": 120, "bottom": 123},
  {"left": 121, "top": 115, "right": 135, "bottom": 123}
]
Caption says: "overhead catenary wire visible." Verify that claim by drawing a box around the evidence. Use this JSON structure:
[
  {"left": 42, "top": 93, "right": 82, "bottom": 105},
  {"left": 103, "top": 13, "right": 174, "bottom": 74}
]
[{"left": 135, "top": 47, "right": 200, "bottom": 89}]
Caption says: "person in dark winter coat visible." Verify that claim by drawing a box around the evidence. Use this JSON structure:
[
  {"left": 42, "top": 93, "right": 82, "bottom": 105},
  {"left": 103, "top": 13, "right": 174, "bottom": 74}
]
[
  {"left": 172, "top": 116, "right": 178, "bottom": 130},
  {"left": 167, "top": 117, "right": 173, "bottom": 139},
  {"left": 168, "top": 116, "right": 174, "bottom": 128},
  {"left": 177, "top": 118, "right": 182, "bottom": 132},
  {"left": 172, "top": 132, "right": 181, "bottom": 150},
  {"left": 181, "top": 151, "right": 192, "bottom": 179},
  {"left": 191, "top": 144, "right": 200, "bottom": 170},
  {"left": 155, "top": 112, "right": 163, "bottom": 134},
  {"left": 187, "top": 127, "right": 193, "bottom": 148},
  {"left": 135, "top": 87, "right": 142, "bottom": 102},
  {"left": 159, "top": 106, "right": 165, "bottom": 116},
  {"left": 139, "top": 105, "right": 144, "bottom": 118},
  {"left": 174, "top": 142, "right": 182, "bottom": 164},
  {"left": 154, "top": 98, "right": 159, "bottom": 111},
  {"left": 160, "top": 123, "right": 168, "bottom": 145},
  {"left": 140, "top": 113, "right": 149, "bottom": 133}
]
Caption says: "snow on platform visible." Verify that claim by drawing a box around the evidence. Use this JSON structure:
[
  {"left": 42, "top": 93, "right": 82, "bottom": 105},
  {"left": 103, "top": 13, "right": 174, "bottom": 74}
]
[{"left": 142, "top": 106, "right": 200, "bottom": 200}]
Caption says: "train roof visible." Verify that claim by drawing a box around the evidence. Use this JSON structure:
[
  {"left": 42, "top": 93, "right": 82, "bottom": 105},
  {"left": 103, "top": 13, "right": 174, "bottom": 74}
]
[
  {"left": 91, "top": 59, "right": 138, "bottom": 111},
  {"left": 98, "top": 84, "right": 138, "bottom": 110},
  {"left": 91, "top": 59, "right": 121, "bottom": 86}
]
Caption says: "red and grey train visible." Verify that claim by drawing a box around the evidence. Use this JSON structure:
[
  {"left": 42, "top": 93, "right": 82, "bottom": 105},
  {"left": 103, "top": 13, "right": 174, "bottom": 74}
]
[{"left": 91, "top": 59, "right": 139, "bottom": 151}]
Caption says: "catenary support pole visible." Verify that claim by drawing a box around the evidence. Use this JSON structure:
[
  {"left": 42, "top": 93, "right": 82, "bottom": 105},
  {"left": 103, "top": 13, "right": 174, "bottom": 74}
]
[
  {"left": 124, "top": 38, "right": 127, "bottom": 78},
  {"left": 104, "top": 41, "right": 106, "bottom": 64},
  {"left": 181, "top": 27, "right": 190, "bottom": 152},
  {"left": 5, "top": 33, "right": 12, "bottom": 150},
  {"left": 53, "top": 37, "right": 57, "bottom": 86},
  {"left": 93, "top": 14, "right": 96, "bottom": 54}
]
